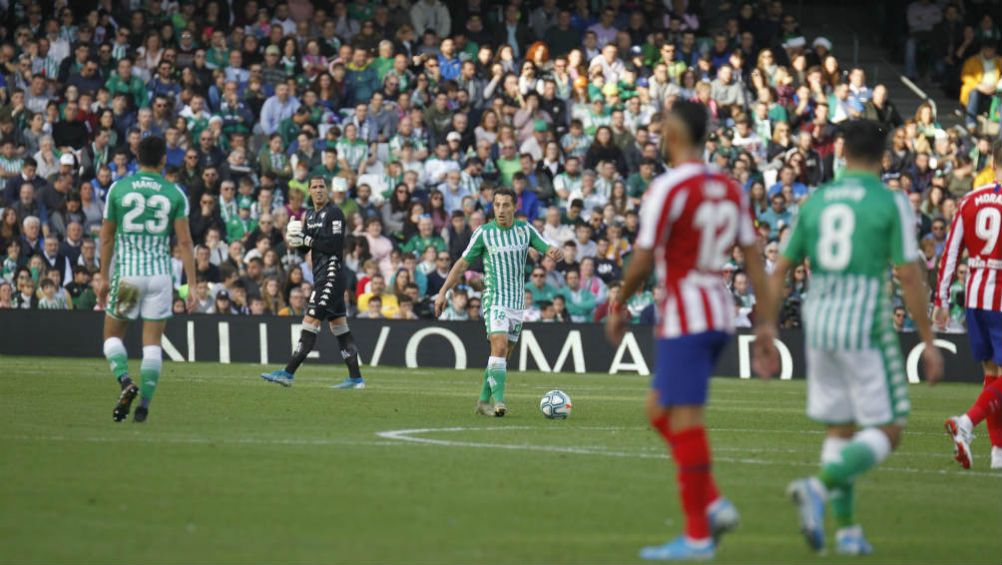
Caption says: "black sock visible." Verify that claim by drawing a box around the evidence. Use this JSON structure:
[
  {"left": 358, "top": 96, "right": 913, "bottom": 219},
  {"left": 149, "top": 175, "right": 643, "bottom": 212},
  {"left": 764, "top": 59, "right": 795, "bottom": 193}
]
[
  {"left": 118, "top": 375, "right": 133, "bottom": 390},
  {"left": 336, "top": 332, "right": 362, "bottom": 380},
  {"left": 285, "top": 329, "right": 319, "bottom": 374}
]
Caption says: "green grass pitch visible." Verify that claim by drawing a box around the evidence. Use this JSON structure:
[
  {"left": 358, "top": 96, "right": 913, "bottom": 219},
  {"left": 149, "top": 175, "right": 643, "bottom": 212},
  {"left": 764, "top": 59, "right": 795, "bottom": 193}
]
[{"left": 1, "top": 355, "right": 999, "bottom": 564}]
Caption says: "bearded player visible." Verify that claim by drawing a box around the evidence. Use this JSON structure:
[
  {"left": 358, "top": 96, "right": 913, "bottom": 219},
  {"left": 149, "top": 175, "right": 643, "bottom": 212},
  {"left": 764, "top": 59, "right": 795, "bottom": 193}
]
[
  {"left": 98, "top": 136, "right": 196, "bottom": 423},
  {"left": 434, "top": 187, "right": 561, "bottom": 417},
  {"left": 260, "top": 176, "right": 365, "bottom": 389},
  {"left": 605, "top": 101, "right": 771, "bottom": 561},
  {"left": 939, "top": 139, "right": 1002, "bottom": 470}
]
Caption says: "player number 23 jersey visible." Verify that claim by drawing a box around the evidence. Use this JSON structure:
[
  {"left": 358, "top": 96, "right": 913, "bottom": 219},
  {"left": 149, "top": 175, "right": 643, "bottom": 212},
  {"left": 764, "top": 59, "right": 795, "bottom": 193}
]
[{"left": 103, "top": 171, "right": 189, "bottom": 277}]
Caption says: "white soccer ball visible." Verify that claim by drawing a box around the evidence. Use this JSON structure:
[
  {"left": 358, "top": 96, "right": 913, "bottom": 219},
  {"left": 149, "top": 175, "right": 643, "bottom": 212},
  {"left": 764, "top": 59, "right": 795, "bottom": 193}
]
[{"left": 539, "top": 389, "right": 573, "bottom": 419}]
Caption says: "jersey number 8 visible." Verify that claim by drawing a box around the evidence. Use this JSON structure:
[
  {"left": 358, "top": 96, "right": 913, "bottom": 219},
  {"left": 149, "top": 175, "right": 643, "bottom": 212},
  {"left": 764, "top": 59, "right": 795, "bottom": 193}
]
[
  {"left": 122, "top": 193, "right": 172, "bottom": 234},
  {"left": 818, "top": 204, "right": 855, "bottom": 271}
]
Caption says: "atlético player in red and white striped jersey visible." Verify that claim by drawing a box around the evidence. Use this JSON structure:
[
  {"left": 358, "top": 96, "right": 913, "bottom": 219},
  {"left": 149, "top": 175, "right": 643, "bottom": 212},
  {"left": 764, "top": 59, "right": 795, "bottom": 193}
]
[
  {"left": 605, "top": 101, "right": 771, "bottom": 561},
  {"left": 939, "top": 140, "right": 1002, "bottom": 471}
]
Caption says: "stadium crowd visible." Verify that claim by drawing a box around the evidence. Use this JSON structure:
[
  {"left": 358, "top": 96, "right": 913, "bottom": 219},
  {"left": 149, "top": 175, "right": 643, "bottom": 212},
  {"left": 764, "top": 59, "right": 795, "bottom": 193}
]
[{"left": 0, "top": 0, "right": 999, "bottom": 333}]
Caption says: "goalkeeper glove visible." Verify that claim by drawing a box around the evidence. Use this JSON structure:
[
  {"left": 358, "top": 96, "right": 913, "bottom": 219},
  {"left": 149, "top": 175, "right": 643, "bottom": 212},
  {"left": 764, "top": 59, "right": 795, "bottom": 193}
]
[{"left": 286, "top": 220, "right": 304, "bottom": 247}]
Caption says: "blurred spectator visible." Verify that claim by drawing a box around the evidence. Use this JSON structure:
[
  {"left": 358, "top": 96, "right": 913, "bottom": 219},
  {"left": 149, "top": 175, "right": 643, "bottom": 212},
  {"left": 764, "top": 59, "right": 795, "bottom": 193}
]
[{"left": 0, "top": 0, "right": 956, "bottom": 338}]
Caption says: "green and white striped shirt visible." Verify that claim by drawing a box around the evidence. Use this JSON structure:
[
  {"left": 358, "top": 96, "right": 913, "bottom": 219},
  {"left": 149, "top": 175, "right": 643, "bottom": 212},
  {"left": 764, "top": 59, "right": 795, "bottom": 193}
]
[
  {"left": 103, "top": 171, "right": 189, "bottom": 277},
  {"left": 336, "top": 139, "right": 369, "bottom": 171},
  {"left": 462, "top": 220, "right": 551, "bottom": 310},
  {"left": 782, "top": 171, "right": 918, "bottom": 350}
]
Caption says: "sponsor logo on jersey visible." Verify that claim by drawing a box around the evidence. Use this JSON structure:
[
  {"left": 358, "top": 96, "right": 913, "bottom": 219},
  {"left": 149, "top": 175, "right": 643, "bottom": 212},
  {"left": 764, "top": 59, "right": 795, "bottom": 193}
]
[
  {"left": 967, "top": 257, "right": 1002, "bottom": 270},
  {"left": 489, "top": 244, "right": 525, "bottom": 253},
  {"left": 332, "top": 221, "right": 342, "bottom": 234}
]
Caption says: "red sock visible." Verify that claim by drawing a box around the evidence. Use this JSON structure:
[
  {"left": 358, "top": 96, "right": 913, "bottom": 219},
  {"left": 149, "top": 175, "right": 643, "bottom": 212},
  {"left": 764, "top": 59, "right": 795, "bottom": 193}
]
[
  {"left": 651, "top": 416, "right": 721, "bottom": 504},
  {"left": 966, "top": 376, "right": 1002, "bottom": 426},
  {"left": 669, "top": 427, "right": 713, "bottom": 541},
  {"left": 652, "top": 414, "right": 672, "bottom": 444},
  {"left": 984, "top": 377, "right": 1002, "bottom": 447}
]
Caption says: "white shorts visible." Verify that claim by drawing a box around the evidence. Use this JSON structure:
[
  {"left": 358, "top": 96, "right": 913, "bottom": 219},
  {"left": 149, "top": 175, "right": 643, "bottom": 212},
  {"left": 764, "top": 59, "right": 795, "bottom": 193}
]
[
  {"left": 108, "top": 274, "right": 174, "bottom": 321},
  {"left": 806, "top": 347, "right": 910, "bottom": 427},
  {"left": 485, "top": 306, "right": 524, "bottom": 342}
]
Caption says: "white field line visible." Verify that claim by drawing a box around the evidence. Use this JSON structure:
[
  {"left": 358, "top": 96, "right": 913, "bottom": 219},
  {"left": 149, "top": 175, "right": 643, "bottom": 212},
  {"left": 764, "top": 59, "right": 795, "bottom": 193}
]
[{"left": 374, "top": 426, "right": 1002, "bottom": 479}]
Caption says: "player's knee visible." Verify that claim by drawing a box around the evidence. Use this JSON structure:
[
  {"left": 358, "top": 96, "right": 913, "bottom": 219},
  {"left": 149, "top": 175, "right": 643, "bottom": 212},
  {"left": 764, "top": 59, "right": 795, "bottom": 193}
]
[
  {"left": 645, "top": 393, "right": 666, "bottom": 424},
  {"left": 331, "top": 322, "right": 350, "bottom": 336},
  {"left": 879, "top": 424, "right": 904, "bottom": 450},
  {"left": 301, "top": 321, "right": 321, "bottom": 334},
  {"left": 142, "top": 345, "right": 162, "bottom": 369},
  {"left": 669, "top": 406, "right": 704, "bottom": 431}
]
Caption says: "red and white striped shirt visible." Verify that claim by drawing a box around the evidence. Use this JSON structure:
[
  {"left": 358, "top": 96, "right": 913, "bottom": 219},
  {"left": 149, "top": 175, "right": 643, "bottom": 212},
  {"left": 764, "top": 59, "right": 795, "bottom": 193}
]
[
  {"left": 637, "top": 162, "right": 757, "bottom": 338},
  {"left": 936, "top": 182, "right": 1002, "bottom": 311}
]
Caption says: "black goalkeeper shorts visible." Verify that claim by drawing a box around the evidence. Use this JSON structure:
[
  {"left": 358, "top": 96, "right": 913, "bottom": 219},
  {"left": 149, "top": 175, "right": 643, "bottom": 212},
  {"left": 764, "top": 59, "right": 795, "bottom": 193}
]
[{"left": 307, "top": 270, "right": 347, "bottom": 320}]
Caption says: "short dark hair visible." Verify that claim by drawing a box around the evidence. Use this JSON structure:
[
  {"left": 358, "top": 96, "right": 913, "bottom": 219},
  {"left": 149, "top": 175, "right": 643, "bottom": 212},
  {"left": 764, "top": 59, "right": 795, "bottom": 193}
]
[
  {"left": 840, "top": 120, "right": 888, "bottom": 164},
  {"left": 493, "top": 187, "right": 516, "bottom": 205},
  {"left": 137, "top": 136, "right": 167, "bottom": 167},
  {"left": 666, "top": 100, "right": 709, "bottom": 145}
]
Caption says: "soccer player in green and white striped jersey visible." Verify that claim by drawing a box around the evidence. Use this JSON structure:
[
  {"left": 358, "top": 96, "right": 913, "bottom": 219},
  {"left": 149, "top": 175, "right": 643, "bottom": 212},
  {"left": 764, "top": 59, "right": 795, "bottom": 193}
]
[
  {"left": 755, "top": 120, "right": 943, "bottom": 555},
  {"left": 96, "top": 136, "right": 196, "bottom": 423},
  {"left": 434, "top": 187, "right": 562, "bottom": 417}
]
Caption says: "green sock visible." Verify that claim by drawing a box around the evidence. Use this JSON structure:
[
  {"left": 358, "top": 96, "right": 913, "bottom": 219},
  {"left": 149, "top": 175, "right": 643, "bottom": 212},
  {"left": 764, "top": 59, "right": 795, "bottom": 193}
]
[
  {"left": 103, "top": 338, "right": 129, "bottom": 382},
  {"left": 818, "top": 429, "right": 890, "bottom": 489},
  {"left": 486, "top": 357, "right": 507, "bottom": 403},
  {"left": 479, "top": 369, "right": 492, "bottom": 402},
  {"left": 139, "top": 356, "right": 162, "bottom": 406},
  {"left": 829, "top": 482, "right": 856, "bottom": 528},
  {"left": 108, "top": 354, "right": 129, "bottom": 380}
]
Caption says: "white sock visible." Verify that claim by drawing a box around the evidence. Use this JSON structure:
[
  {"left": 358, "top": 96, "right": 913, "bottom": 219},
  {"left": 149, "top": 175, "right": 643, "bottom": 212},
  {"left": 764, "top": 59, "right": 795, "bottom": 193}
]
[
  {"left": 821, "top": 437, "right": 851, "bottom": 466},
  {"left": 853, "top": 428, "right": 892, "bottom": 465},
  {"left": 103, "top": 337, "right": 126, "bottom": 359},
  {"left": 487, "top": 356, "right": 506, "bottom": 370},
  {"left": 958, "top": 414, "right": 973, "bottom": 432},
  {"left": 991, "top": 447, "right": 1002, "bottom": 468}
]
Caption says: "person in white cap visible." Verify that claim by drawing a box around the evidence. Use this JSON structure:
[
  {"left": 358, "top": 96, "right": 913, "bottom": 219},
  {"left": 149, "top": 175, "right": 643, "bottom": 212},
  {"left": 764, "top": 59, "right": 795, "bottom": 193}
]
[
  {"left": 811, "top": 37, "right": 833, "bottom": 66},
  {"left": 58, "top": 153, "right": 78, "bottom": 178}
]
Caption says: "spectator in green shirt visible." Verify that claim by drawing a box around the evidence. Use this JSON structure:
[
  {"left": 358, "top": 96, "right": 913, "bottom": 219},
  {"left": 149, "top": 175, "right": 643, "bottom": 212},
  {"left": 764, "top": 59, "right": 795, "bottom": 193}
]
[
  {"left": 401, "top": 216, "right": 447, "bottom": 255},
  {"left": 625, "top": 158, "right": 656, "bottom": 204},
  {"left": 104, "top": 58, "right": 148, "bottom": 109},
  {"left": 310, "top": 147, "right": 341, "bottom": 183},
  {"left": 559, "top": 268, "right": 596, "bottom": 323},
  {"left": 525, "top": 266, "right": 558, "bottom": 305},
  {"left": 227, "top": 201, "right": 254, "bottom": 242},
  {"left": 496, "top": 141, "right": 522, "bottom": 187},
  {"left": 278, "top": 106, "right": 311, "bottom": 147}
]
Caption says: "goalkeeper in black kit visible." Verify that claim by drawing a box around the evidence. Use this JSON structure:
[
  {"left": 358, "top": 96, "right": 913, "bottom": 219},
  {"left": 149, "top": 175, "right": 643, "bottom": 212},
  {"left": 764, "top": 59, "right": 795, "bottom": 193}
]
[{"left": 260, "top": 176, "right": 366, "bottom": 389}]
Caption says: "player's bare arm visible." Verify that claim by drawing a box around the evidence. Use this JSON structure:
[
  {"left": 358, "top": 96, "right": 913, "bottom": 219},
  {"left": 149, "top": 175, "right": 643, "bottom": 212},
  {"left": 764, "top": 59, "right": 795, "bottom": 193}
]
[
  {"left": 96, "top": 219, "right": 117, "bottom": 303},
  {"left": 605, "top": 247, "right": 653, "bottom": 346},
  {"left": 744, "top": 243, "right": 779, "bottom": 379},
  {"left": 174, "top": 217, "right": 197, "bottom": 312},
  {"left": 897, "top": 261, "right": 944, "bottom": 384},
  {"left": 434, "top": 256, "right": 469, "bottom": 318}
]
